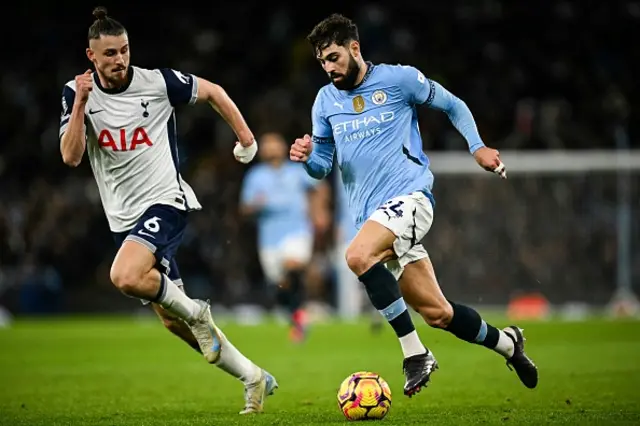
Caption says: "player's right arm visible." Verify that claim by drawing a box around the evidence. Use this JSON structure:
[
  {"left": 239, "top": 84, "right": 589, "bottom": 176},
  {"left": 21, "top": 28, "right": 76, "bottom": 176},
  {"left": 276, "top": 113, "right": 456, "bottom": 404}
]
[
  {"left": 60, "top": 70, "right": 92, "bottom": 167},
  {"left": 291, "top": 91, "right": 335, "bottom": 179}
]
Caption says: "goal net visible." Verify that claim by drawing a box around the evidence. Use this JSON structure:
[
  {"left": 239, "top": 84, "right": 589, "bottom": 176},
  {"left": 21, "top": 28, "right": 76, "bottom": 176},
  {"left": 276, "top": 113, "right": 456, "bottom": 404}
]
[{"left": 423, "top": 150, "right": 640, "bottom": 316}]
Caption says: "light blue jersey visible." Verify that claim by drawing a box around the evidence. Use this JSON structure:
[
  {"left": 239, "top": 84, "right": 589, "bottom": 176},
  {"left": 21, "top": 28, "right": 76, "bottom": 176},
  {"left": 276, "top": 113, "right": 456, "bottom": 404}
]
[
  {"left": 304, "top": 63, "right": 485, "bottom": 228},
  {"left": 240, "top": 161, "right": 317, "bottom": 248}
]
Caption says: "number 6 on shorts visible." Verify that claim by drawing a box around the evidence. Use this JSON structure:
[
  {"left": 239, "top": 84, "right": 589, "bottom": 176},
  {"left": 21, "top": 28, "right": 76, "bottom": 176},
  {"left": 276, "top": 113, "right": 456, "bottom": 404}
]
[{"left": 138, "top": 216, "right": 162, "bottom": 238}]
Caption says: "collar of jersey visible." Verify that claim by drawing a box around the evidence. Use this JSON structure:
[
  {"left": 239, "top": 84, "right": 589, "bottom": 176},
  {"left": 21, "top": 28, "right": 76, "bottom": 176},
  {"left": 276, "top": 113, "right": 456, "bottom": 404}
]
[
  {"left": 345, "top": 61, "right": 375, "bottom": 92},
  {"left": 93, "top": 67, "right": 134, "bottom": 94}
]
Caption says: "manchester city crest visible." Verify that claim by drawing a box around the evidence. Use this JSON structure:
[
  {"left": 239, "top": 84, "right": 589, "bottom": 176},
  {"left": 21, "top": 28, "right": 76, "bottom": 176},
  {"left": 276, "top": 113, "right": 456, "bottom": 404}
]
[{"left": 372, "top": 90, "right": 387, "bottom": 105}]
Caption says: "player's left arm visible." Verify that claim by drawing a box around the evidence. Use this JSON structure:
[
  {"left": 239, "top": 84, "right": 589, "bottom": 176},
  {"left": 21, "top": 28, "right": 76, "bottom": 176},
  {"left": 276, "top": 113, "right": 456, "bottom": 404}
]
[
  {"left": 399, "top": 66, "right": 505, "bottom": 178},
  {"left": 194, "top": 77, "right": 254, "bottom": 147},
  {"left": 159, "top": 68, "right": 256, "bottom": 163}
]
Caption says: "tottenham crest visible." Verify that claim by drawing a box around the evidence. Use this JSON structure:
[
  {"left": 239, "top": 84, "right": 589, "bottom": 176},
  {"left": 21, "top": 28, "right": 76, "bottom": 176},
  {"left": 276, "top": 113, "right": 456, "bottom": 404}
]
[
  {"left": 352, "top": 95, "right": 365, "bottom": 113},
  {"left": 372, "top": 90, "right": 387, "bottom": 105}
]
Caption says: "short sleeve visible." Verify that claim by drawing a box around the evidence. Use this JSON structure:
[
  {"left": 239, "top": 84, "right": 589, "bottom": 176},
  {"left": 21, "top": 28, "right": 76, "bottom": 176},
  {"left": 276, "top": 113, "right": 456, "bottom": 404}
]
[
  {"left": 59, "top": 84, "right": 76, "bottom": 138},
  {"left": 159, "top": 68, "right": 199, "bottom": 106}
]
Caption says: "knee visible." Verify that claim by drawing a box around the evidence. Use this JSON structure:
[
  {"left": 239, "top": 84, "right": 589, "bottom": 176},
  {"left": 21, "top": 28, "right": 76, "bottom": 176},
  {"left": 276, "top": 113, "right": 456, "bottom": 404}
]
[
  {"left": 109, "top": 264, "right": 143, "bottom": 296},
  {"left": 345, "top": 246, "right": 373, "bottom": 277},
  {"left": 415, "top": 301, "right": 453, "bottom": 329}
]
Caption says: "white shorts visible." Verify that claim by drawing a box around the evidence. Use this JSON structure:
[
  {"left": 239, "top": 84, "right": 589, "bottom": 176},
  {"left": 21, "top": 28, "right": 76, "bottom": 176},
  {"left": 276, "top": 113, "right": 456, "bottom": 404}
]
[
  {"left": 259, "top": 233, "right": 314, "bottom": 284},
  {"left": 368, "top": 191, "right": 434, "bottom": 280}
]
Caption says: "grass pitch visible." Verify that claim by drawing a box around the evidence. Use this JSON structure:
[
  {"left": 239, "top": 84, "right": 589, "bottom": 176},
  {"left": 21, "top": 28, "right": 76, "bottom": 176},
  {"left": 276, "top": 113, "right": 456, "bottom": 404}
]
[{"left": 1, "top": 316, "right": 639, "bottom": 425}]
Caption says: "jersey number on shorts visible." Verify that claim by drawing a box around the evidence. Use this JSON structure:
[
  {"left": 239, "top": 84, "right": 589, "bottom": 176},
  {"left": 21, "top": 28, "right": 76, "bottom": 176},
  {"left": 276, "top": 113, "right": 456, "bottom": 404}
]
[
  {"left": 138, "top": 216, "right": 162, "bottom": 239},
  {"left": 380, "top": 200, "right": 405, "bottom": 220}
]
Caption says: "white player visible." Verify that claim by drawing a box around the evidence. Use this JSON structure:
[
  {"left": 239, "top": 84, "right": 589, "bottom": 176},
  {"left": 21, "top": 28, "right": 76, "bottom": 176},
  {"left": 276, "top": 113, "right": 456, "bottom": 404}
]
[{"left": 59, "top": 7, "right": 277, "bottom": 414}]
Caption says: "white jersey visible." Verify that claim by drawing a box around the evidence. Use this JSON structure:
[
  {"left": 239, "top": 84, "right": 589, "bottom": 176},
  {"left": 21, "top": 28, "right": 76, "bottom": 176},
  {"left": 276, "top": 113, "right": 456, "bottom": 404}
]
[{"left": 59, "top": 66, "right": 202, "bottom": 232}]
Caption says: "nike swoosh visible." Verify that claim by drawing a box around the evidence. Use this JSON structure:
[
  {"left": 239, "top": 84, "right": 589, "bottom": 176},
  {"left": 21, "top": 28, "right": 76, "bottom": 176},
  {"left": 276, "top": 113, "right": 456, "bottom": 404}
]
[{"left": 88, "top": 109, "right": 104, "bottom": 115}]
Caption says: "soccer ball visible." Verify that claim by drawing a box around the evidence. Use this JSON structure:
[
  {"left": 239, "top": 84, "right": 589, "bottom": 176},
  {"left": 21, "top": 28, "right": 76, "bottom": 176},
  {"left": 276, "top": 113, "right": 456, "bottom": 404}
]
[{"left": 337, "top": 371, "right": 392, "bottom": 421}]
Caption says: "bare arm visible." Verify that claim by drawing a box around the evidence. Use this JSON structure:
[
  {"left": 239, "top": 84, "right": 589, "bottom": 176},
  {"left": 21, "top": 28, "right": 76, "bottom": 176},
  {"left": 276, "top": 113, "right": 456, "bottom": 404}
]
[{"left": 196, "top": 77, "right": 254, "bottom": 147}]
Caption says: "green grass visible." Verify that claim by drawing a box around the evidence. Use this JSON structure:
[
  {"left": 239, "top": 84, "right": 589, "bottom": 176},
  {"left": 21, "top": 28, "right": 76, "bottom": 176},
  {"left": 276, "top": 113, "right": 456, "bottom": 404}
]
[{"left": 1, "top": 316, "right": 639, "bottom": 425}]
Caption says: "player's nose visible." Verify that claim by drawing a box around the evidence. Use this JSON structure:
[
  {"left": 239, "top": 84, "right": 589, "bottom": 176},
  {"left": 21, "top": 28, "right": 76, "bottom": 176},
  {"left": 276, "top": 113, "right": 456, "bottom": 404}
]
[{"left": 323, "top": 63, "right": 336, "bottom": 73}]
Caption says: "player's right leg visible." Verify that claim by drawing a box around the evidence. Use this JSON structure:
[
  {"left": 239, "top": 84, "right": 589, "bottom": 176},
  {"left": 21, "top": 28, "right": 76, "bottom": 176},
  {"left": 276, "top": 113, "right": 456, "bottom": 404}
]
[
  {"left": 345, "top": 192, "right": 434, "bottom": 396},
  {"left": 400, "top": 257, "right": 538, "bottom": 389},
  {"left": 109, "top": 240, "right": 222, "bottom": 363}
]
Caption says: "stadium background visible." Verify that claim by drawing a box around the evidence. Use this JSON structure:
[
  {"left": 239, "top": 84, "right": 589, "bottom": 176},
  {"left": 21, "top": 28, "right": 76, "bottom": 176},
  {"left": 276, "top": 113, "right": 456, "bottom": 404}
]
[{"left": 1, "top": 0, "right": 639, "bottom": 318}]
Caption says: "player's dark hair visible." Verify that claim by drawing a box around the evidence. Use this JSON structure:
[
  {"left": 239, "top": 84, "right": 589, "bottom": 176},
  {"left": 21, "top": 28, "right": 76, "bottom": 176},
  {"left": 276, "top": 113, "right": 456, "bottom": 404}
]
[
  {"left": 307, "top": 14, "right": 359, "bottom": 56},
  {"left": 88, "top": 6, "right": 127, "bottom": 41}
]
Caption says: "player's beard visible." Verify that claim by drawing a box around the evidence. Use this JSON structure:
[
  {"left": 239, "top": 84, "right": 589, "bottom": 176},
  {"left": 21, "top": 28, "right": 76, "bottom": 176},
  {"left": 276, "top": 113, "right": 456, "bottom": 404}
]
[
  {"left": 107, "top": 66, "right": 129, "bottom": 88},
  {"left": 331, "top": 54, "right": 361, "bottom": 90}
]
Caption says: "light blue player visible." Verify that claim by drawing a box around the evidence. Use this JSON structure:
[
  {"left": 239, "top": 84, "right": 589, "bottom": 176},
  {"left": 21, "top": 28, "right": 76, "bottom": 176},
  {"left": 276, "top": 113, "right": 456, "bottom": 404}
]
[
  {"left": 290, "top": 14, "right": 537, "bottom": 397},
  {"left": 240, "top": 132, "right": 328, "bottom": 342}
]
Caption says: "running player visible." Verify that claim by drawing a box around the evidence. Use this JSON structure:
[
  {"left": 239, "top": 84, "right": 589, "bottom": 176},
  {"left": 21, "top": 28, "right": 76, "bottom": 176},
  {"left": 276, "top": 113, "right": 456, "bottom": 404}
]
[
  {"left": 291, "top": 13, "right": 537, "bottom": 396},
  {"left": 59, "top": 7, "right": 277, "bottom": 414}
]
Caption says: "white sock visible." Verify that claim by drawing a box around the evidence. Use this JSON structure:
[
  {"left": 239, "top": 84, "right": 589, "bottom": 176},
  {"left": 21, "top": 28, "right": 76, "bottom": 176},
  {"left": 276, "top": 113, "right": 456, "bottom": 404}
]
[
  {"left": 399, "top": 330, "right": 427, "bottom": 358},
  {"left": 155, "top": 274, "right": 200, "bottom": 322},
  {"left": 494, "top": 329, "right": 516, "bottom": 358},
  {"left": 214, "top": 326, "right": 262, "bottom": 384}
]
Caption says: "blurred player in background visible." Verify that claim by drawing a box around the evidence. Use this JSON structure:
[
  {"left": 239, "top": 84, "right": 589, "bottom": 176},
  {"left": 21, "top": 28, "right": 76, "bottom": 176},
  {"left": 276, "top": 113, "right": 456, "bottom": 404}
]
[
  {"left": 333, "top": 171, "right": 382, "bottom": 331},
  {"left": 291, "top": 14, "right": 537, "bottom": 396},
  {"left": 58, "top": 7, "right": 276, "bottom": 414},
  {"left": 240, "top": 132, "right": 328, "bottom": 342}
]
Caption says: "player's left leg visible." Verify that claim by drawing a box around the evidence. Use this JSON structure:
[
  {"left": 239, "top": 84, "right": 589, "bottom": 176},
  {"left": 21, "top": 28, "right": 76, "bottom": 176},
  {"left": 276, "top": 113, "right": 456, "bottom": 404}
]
[
  {"left": 399, "top": 257, "right": 538, "bottom": 389},
  {"left": 149, "top": 263, "right": 201, "bottom": 353},
  {"left": 150, "top": 260, "right": 279, "bottom": 414}
]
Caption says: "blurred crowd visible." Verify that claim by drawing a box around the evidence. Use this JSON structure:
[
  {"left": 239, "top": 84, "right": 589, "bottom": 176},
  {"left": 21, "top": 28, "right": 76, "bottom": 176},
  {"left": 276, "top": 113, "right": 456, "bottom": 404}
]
[{"left": 1, "top": 1, "right": 638, "bottom": 313}]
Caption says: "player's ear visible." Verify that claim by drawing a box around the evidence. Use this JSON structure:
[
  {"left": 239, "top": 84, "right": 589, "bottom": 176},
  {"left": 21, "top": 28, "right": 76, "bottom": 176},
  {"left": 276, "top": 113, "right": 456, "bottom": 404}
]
[
  {"left": 349, "top": 40, "right": 361, "bottom": 58},
  {"left": 86, "top": 48, "right": 94, "bottom": 62}
]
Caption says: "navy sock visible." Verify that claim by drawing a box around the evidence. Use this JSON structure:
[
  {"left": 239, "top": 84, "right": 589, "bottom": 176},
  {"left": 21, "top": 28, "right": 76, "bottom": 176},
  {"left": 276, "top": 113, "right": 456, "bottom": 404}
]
[
  {"left": 359, "top": 263, "right": 415, "bottom": 338},
  {"left": 445, "top": 300, "right": 499, "bottom": 349}
]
